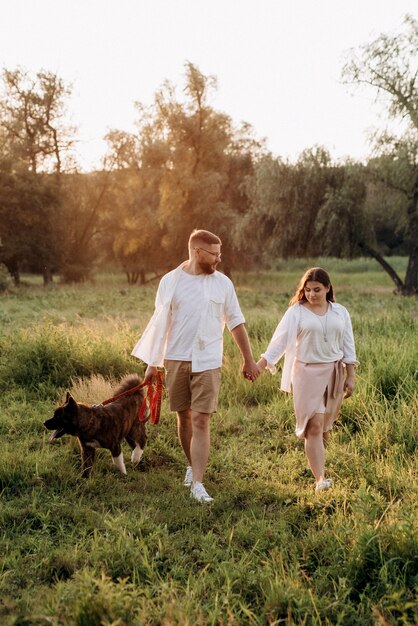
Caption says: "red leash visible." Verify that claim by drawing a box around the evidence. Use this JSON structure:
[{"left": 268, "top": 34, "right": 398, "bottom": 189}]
[
  {"left": 138, "top": 371, "right": 163, "bottom": 424},
  {"left": 101, "top": 371, "right": 163, "bottom": 425}
]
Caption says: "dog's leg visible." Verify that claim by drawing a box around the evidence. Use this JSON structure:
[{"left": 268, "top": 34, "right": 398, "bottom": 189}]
[
  {"left": 80, "top": 444, "right": 95, "bottom": 478},
  {"left": 127, "top": 424, "right": 147, "bottom": 466},
  {"left": 131, "top": 445, "right": 144, "bottom": 464},
  {"left": 112, "top": 452, "right": 127, "bottom": 475},
  {"left": 126, "top": 435, "right": 144, "bottom": 465}
]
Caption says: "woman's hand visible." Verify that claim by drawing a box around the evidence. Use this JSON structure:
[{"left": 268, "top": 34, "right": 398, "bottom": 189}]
[
  {"left": 256, "top": 357, "right": 267, "bottom": 374},
  {"left": 344, "top": 375, "right": 355, "bottom": 398}
]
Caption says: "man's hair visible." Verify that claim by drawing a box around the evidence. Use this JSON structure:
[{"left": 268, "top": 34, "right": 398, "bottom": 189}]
[{"left": 188, "top": 229, "right": 222, "bottom": 250}]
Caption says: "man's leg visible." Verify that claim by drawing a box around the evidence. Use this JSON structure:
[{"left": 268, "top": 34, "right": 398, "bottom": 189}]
[
  {"left": 177, "top": 409, "right": 192, "bottom": 464},
  {"left": 190, "top": 411, "right": 211, "bottom": 484},
  {"left": 177, "top": 409, "right": 211, "bottom": 491}
]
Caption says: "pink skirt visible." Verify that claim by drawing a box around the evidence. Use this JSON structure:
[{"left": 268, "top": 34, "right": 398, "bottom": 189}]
[{"left": 292, "top": 360, "right": 345, "bottom": 439}]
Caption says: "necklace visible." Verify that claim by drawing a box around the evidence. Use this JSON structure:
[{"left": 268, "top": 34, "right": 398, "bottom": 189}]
[{"left": 316, "top": 307, "right": 329, "bottom": 342}]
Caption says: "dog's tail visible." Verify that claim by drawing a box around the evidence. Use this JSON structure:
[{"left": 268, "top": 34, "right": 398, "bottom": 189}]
[{"left": 113, "top": 374, "right": 143, "bottom": 397}]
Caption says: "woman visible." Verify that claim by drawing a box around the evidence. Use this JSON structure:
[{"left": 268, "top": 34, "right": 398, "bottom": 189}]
[{"left": 257, "top": 267, "right": 358, "bottom": 492}]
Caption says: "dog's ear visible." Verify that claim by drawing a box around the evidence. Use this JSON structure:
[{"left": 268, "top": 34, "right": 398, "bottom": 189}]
[
  {"left": 65, "top": 391, "right": 71, "bottom": 402},
  {"left": 66, "top": 395, "right": 78, "bottom": 411}
]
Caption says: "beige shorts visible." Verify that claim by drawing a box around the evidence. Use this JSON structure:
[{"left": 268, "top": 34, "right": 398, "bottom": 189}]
[{"left": 164, "top": 360, "right": 222, "bottom": 414}]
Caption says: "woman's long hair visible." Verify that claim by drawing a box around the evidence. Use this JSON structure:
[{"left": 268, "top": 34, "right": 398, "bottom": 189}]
[{"left": 289, "top": 267, "right": 335, "bottom": 305}]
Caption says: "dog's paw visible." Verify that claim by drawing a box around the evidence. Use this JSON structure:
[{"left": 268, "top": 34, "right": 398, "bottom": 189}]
[{"left": 131, "top": 446, "right": 144, "bottom": 465}]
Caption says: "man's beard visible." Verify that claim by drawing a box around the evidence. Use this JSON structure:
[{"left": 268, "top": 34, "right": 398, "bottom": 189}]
[{"left": 198, "top": 260, "right": 218, "bottom": 275}]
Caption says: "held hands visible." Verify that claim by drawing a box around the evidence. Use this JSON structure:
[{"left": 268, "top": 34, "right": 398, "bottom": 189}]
[
  {"left": 242, "top": 359, "right": 261, "bottom": 383},
  {"left": 242, "top": 358, "right": 268, "bottom": 382}
]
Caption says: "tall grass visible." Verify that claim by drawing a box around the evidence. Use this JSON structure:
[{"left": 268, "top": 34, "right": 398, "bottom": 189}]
[{"left": 0, "top": 261, "right": 416, "bottom": 625}]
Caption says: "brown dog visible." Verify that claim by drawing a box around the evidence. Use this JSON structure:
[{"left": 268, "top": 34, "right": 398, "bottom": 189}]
[{"left": 44, "top": 375, "right": 148, "bottom": 478}]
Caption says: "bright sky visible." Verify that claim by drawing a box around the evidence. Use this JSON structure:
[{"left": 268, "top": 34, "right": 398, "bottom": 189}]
[{"left": 1, "top": 0, "right": 417, "bottom": 170}]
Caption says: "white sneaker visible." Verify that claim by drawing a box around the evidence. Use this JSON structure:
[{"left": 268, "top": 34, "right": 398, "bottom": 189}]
[
  {"left": 315, "top": 478, "right": 333, "bottom": 492},
  {"left": 190, "top": 481, "right": 214, "bottom": 503},
  {"left": 183, "top": 466, "right": 193, "bottom": 487}
]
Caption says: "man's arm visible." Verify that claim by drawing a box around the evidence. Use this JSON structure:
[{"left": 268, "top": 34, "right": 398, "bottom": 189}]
[{"left": 230, "top": 323, "right": 260, "bottom": 382}]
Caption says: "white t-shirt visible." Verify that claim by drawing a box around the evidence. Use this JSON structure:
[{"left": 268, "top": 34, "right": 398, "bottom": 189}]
[
  {"left": 295, "top": 305, "right": 345, "bottom": 363},
  {"left": 165, "top": 271, "right": 206, "bottom": 360}
]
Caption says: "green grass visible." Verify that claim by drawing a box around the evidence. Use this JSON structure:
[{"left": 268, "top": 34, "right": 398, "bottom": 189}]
[{"left": 0, "top": 260, "right": 417, "bottom": 625}]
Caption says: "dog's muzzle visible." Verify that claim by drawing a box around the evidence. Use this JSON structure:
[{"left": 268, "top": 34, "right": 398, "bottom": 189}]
[{"left": 47, "top": 428, "right": 66, "bottom": 441}]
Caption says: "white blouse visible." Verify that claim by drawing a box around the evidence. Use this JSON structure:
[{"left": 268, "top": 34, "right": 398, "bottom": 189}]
[
  {"left": 261, "top": 302, "right": 359, "bottom": 392},
  {"left": 296, "top": 305, "right": 346, "bottom": 363}
]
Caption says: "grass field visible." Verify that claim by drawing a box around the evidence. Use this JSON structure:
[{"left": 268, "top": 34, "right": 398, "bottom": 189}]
[{"left": 0, "top": 259, "right": 417, "bottom": 626}]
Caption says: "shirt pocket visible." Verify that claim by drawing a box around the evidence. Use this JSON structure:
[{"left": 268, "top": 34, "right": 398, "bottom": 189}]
[{"left": 209, "top": 297, "right": 224, "bottom": 320}]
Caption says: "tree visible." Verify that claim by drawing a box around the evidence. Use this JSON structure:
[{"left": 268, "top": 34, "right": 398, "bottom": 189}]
[
  {"left": 103, "top": 130, "right": 169, "bottom": 284},
  {"left": 154, "top": 62, "right": 245, "bottom": 264},
  {"left": 105, "top": 62, "right": 263, "bottom": 279},
  {"left": 342, "top": 15, "right": 418, "bottom": 294},
  {"left": 239, "top": 147, "right": 350, "bottom": 263},
  {"left": 55, "top": 169, "right": 123, "bottom": 283},
  {"left": 0, "top": 68, "right": 77, "bottom": 284},
  {"left": 0, "top": 67, "right": 75, "bottom": 175},
  {"left": 315, "top": 164, "right": 369, "bottom": 258},
  {"left": 0, "top": 161, "right": 61, "bottom": 285},
  {"left": 238, "top": 153, "right": 292, "bottom": 262}
]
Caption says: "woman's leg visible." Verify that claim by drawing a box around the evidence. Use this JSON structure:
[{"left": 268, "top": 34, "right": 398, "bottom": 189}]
[{"left": 304, "top": 413, "right": 326, "bottom": 482}]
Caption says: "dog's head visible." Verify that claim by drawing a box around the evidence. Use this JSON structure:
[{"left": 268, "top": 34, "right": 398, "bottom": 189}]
[{"left": 44, "top": 392, "right": 80, "bottom": 441}]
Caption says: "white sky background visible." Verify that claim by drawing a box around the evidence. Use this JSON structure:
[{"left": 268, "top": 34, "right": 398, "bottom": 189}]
[{"left": 1, "top": 0, "right": 417, "bottom": 170}]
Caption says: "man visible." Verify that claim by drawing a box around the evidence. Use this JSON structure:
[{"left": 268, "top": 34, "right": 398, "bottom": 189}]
[{"left": 131, "top": 229, "right": 259, "bottom": 503}]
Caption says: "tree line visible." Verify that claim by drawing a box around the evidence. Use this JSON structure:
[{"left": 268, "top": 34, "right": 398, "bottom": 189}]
[{"left": 0, "top": 16, "right": 417, "bottom": 294}]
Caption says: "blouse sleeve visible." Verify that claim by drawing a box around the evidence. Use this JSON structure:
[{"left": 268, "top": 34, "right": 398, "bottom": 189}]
[
  {"left": 342, "top": 308, "right": 359, "bottom": 366},
  {"left": 261, "top": 306, "right": 294, "bottom": 373}
]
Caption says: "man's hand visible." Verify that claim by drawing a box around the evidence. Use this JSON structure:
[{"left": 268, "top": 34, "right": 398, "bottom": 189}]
[
  {"left": 143, "top": 365, "right": 158, "bottom": 384},
  {"left": 230, "top": 324, "right": 260, "bottom": 383},
  {"left": 242, "top": 360, "right": 260, "bottom": 382}
]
